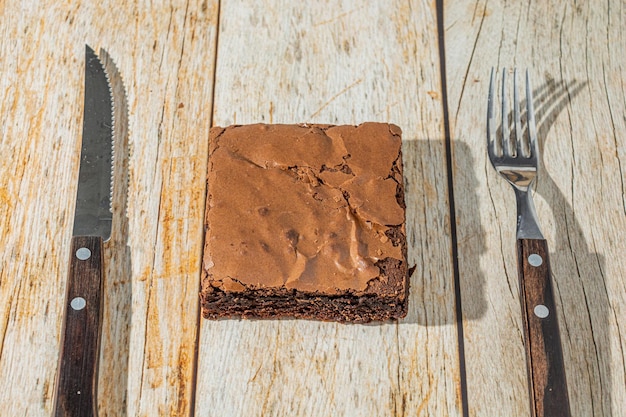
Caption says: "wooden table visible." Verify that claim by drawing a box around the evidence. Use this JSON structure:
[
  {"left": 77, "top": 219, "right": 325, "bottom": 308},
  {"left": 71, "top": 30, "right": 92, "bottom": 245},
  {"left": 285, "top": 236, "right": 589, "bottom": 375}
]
[{"left": 1, "top": 1, "right": 624, "bottom": 415}]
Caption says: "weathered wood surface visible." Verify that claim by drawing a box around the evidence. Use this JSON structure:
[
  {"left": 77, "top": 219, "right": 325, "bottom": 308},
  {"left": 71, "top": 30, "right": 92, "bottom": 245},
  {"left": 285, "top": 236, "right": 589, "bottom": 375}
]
[
  {"left": 0, "top": 1, "right": 218, "bottom": 416},
  {"left": 0, "top": 1, "right": 623, "bottom": 416},
  {"left": 195, "top": 1, "right": 459, "bottom": 416},
  {"left": 445, "top": 1, "right": 626, "bottom": 415}
]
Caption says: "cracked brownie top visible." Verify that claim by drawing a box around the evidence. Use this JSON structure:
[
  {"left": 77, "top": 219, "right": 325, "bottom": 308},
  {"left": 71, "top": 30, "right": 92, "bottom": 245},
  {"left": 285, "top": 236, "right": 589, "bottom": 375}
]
[{"left": 203, "top": 123, "right": 406, "bottom": 295}]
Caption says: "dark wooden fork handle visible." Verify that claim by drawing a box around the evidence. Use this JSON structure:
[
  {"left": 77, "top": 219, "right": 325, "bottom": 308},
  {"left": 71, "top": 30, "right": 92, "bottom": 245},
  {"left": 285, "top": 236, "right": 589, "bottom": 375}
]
[
  {"left": 517, "top": 239, "right": 571, "bottom": 417},
  {"left": 54, "top": 236, "right": 104, "bottom": 417}
]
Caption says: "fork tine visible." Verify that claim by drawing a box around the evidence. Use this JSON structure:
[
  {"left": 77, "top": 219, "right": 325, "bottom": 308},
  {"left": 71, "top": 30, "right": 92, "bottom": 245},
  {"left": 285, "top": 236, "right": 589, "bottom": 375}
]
[
  {"left": 526, "top": 69, "right": 538, "bottom": 159},
  {"left": 501, "top": 68, "right": 511, "bottom": 157},
  {"left": 514, "top": 69, "right": 524, "bottom": 157},
  {"left": 487, "top": 67, "right": 497, "bottom": 157}
]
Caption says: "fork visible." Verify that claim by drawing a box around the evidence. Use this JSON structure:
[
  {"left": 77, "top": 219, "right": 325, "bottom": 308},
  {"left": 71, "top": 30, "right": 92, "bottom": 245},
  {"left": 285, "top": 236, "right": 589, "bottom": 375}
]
[{"left": 487, "top": 68, "right": 571, "bottom": 417}]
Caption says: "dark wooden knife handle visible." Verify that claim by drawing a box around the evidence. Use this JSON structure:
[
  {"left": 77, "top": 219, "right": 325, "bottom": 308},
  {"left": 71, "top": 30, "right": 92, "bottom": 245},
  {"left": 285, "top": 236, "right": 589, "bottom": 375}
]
[
  {"left": 517, "top": 239, "right": 571, "bottom": 417},
  {"left": 54, "top": 236, "right": 104, "bottom": 417}
]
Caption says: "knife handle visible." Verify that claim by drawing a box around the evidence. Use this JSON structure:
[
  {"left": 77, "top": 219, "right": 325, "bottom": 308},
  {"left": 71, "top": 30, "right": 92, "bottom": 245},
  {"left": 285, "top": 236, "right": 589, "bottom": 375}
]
[
  {"left": 54, "top": 236, "right": 104, "bottom": 417},
  {"left": 517, "top": 239, "right": 571, "bottom": 417}
]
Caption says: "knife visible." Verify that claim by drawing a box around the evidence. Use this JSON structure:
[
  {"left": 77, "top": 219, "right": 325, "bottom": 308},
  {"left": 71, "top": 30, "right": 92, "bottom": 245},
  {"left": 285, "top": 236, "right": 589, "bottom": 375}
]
[{"left": 54, "top": 45, "right": 115, "bottom": 417}]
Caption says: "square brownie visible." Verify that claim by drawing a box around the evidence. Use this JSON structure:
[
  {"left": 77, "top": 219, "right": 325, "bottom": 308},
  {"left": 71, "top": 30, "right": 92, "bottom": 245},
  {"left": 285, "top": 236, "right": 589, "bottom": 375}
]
[{"left": 201, "top": 123, "right": 408, "bottom": 323}]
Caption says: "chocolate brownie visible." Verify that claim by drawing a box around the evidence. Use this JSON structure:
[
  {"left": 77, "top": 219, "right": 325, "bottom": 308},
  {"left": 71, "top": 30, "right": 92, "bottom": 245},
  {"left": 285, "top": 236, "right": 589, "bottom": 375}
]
[{"left": 201, "top": 123, "right": 408, "bottom": 323}]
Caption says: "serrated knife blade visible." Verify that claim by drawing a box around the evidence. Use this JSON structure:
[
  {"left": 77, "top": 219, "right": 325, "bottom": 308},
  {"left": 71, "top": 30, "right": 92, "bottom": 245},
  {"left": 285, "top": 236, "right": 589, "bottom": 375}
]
[
  {"left": 54, "top": 45, "right": 116, "bottom": 417},
  {"left": 73, "top": 46, "right": 114, "bottom": 239}
]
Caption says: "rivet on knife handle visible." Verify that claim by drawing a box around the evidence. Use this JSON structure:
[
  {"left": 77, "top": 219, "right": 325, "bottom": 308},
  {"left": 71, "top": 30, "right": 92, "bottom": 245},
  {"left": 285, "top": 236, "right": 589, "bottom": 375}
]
[
  {"left": 54, "top": 236, "right": 103, "bottom": 417},
  {"left": 518, "top": 239, "right": 570, "bottom": 417}
]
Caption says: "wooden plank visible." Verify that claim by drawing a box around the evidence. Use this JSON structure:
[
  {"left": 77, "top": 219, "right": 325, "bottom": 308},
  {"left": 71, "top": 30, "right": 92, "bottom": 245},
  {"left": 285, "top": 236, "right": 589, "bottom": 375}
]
[
  {"left": 444, "top": 0, "right": 626, "bottom": 415},
  {"left": 195, "top": 1, "right": 461, "bottom": 416},
  {"left": 0, "top": 1, "right": 219, "bottom": 416},
  {"left": 0, "top": 9, "right": 83, "bottom": 415}
]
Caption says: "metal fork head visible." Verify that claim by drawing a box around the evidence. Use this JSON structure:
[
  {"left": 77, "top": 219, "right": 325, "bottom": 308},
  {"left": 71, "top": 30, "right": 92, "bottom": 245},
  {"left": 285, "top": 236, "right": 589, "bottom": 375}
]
[{"left": 487, "top": 68, "right": 539, "bottom": 192}]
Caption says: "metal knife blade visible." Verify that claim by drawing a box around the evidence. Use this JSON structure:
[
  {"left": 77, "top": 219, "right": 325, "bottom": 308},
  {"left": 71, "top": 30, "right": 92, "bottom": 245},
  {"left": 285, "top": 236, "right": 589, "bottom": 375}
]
[
  {"left": 73, "top": 45, "right": 114, "bottom": 239},
  {"left": 54, "top": 45, "right": 116, "bottom": 417}
]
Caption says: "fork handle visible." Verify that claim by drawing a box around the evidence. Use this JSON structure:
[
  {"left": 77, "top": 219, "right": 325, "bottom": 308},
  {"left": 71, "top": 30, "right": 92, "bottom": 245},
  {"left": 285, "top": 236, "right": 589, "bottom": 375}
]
[{"left": 517, "top": 239, "right": 571, "bottom": 417}]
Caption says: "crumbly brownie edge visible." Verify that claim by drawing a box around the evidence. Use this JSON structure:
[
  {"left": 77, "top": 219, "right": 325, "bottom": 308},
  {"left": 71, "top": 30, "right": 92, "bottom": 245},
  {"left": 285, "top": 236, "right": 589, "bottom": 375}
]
[{"left": 200, "top": 290, "right": 407, "bottom": 324}]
